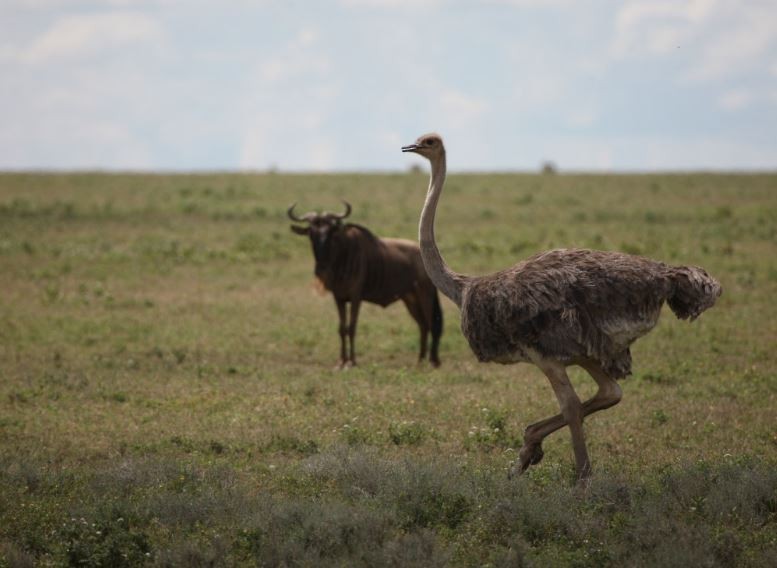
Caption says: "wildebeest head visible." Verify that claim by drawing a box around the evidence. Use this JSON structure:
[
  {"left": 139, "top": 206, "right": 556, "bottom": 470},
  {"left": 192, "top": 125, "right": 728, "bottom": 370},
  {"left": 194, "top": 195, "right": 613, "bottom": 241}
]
[{"left": 289, "top": 201, "right": 352, "bottom": 275}]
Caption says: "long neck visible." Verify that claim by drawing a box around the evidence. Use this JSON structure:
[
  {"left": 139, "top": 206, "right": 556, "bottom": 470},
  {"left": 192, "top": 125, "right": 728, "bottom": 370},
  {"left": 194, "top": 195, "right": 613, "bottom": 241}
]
[{"left": 419, "top": 151, "right": 466, "bottom": 307}]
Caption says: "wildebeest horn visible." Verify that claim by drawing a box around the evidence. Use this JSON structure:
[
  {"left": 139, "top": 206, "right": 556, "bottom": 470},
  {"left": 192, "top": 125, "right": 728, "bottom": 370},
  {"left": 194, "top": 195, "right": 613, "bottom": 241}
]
[
  {"left": 287, "top": 203, "right": 309, "bottom": 223},
  {"left": 333, "top": 200, "right": 352, "bottom": 220}
]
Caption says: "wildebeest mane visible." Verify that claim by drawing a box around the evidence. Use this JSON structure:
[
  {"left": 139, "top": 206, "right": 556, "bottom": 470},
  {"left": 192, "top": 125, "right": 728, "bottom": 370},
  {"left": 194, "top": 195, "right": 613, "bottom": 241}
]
[{"left": 342, "top": 222, "right": 379, "bottom": 241}]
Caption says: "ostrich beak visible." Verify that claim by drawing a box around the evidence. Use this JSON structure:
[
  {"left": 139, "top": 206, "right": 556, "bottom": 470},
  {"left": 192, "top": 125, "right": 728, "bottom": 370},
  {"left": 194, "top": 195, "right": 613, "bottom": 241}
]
[{"left": 401, "top": 143, "right": 420, "bottom": 153}]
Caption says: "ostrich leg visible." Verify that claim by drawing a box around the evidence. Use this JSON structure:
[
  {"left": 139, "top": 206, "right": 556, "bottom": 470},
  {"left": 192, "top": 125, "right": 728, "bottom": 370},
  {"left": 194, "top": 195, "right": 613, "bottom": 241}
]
[{"left": 512, "top": 361, "right": 622, "bottom": 479}]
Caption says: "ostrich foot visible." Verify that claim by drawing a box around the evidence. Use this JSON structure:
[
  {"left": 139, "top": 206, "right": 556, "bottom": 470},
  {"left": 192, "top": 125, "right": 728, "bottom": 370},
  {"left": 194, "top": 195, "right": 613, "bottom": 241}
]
[
  {"left": 575, "top": 474, "right": 592, "bottom": 491},
  {"left": 508, "top": 442, "right": 545, "bottom": 479}
]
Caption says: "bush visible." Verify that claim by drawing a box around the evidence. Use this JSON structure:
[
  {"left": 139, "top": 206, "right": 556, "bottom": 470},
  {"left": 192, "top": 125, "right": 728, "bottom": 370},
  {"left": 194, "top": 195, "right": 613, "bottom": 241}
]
[
  {"left": 465, "top": 407, "right": 520, "bottom": 451},
  {"left": 236, "top": 498, "right": 393, "bottom": 566},
  {"left": 60, "top": 506, "right": 151, "bottom": 567},
  {"left": 388, "top": 421, "right": 426, "bottom": 446},
  {"left": 2, "top": 452, "right": 776, "bottom": 567}
]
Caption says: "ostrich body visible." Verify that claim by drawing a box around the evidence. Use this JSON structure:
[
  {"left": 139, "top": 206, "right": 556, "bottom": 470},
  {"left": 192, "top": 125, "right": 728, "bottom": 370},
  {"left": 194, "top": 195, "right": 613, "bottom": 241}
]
[{"left": 402, "top": 133, "right": 722, "bottom": 482}]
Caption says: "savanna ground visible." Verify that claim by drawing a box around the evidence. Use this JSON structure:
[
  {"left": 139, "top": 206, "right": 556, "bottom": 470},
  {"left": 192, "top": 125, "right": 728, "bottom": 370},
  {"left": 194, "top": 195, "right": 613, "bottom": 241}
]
[{"left": 0, "top": 171, "right": 775, "bottom": 567}]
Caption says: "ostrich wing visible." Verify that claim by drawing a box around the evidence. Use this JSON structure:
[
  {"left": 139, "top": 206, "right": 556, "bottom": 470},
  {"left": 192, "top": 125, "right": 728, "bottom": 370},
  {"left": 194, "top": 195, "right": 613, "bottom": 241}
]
[{"left": 461, "top": 249, "right": 673, "bottom": 376}]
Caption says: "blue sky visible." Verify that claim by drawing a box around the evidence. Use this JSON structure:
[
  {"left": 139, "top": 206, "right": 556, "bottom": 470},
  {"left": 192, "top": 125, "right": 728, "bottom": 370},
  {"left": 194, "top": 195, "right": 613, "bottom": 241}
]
[{"left": 1, "top": 0, "right": 776, "bottom": 171}]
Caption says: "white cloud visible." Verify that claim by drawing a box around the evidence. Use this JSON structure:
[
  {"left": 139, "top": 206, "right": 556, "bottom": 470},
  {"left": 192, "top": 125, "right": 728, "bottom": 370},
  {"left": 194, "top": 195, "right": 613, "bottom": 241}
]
[
  {"left": 238, "top": 26, "right": 342, "bottom": 170},
  {"left": 717, "top": 89, "right": 753, "bottom": 111},
  {"left": 239, "top": 128, "right": 269, "bottom": 170},
  {"left": 309, "top": 140, "right": 337, "bottom": 170},
  {"left": 717, "top": 87, "right": 777, "bottom": 110},
  {"left": 6, "top": 11, "right": 163, "bottom": 64},
  {"left": 5, "top": 0, "right": 184, "bottom": 7},
  {"left": 612, "top": 0, "right": 777, "bottom": 81},
  {"left": 501, "top": 32, "right": 598, "bottom": 115},
  {"left": 517, "top": 133, "right": 777, "bottom": 171},
  {"left": 612, "top": 0, "right": 715, "bottom": 58},
  {"left": 637, "top": 135, "right": 777, "bottom": 170},
  {"left": 0, "top": 114, "right": 153, "bottom": 169},
  {"left": 511, "top": 74, "right": 564, "bottom": 108},
  {"left": 688, "top": 5, "right": 777, "bottom": 80},
  {"left": 438, "top": 90, "right": 487, "bottom": 127},
  {"left": 259, "top": 29, "right": 331, "bottom": 84},
  {"left": 1, "top": 1, "right": 775, "bottom": 171},
  {"left": 239, "top": 116, "right": 338, "bottom": 170},
  {"left": 339, "top": 0, "right": 440, "bottom": 7},
  {"left": 486, "top": 0, "right": 578, "bottom": 6},
  {"left": 566, "top": 108, "right": 598, "bottom": 128}
]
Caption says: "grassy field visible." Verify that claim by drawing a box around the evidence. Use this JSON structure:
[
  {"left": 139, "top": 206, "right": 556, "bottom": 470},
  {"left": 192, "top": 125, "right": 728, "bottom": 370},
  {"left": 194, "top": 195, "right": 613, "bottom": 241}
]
[{"left": 0, "top": 171, "right": 775, "bottom": 566}]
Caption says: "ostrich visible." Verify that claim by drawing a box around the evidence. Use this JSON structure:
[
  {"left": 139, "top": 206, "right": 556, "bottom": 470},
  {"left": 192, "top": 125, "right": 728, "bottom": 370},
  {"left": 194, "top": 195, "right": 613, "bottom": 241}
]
[{"left": 402, "top": 133, "right": 722, "bottom": 482}]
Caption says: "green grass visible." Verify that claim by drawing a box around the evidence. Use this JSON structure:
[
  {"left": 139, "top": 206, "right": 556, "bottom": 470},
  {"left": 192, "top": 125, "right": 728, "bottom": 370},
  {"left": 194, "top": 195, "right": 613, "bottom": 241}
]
[{"left": 1, "top": 171, "right": 776, "bottom": 566}]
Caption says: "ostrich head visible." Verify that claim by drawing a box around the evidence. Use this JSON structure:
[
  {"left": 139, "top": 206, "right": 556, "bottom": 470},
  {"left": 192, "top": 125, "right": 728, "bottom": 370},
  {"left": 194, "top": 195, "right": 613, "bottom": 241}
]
[
  {"left": 401, "top": 133, "right": 445, "bottom": 161},
  {"left": 288, "top": 201, "right": 352, "bottom": 274}
]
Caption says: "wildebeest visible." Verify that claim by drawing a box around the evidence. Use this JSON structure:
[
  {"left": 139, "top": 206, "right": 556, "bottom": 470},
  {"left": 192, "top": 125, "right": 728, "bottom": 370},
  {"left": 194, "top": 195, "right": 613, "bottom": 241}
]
[{"left": 289, "top": 201, "right": 443, "bottom": 368}]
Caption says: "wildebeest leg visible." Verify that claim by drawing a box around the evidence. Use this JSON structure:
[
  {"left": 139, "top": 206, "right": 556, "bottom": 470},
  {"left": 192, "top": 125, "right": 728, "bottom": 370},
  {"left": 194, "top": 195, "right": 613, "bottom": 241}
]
[
  {"left": 402, "top": 293, "right": 429, "bottom": 362},
  {"left": 347, "top": 299, "right": 361, "bottom": 367},
  {"left": 426, "top": 289, "right": 442, "bottom": 368},
  {"left": 335, "top": 299, "right": 348, "bottom": 369},
  {"left": 512, "top": 360, "right": 622, "bottom": 479}
]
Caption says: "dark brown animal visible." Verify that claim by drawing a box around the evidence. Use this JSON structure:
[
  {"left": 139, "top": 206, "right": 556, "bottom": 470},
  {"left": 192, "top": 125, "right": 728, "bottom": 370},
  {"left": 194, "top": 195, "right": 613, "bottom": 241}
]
[
  {"left": 403, "top": 133, "right": 722, "bottom": 483},
  {"left": 289, "top": 201, "right": 443, "bottom": 369}
]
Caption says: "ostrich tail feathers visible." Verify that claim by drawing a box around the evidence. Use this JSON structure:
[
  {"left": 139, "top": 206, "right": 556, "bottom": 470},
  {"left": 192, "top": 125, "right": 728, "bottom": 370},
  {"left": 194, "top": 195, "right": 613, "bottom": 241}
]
[{"left": 667, "top": 265, "right": 722, "bottom": 320}]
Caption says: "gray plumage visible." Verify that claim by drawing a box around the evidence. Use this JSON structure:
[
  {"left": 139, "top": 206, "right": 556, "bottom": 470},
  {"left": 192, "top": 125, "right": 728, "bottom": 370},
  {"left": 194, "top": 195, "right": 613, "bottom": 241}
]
[
  {"left": 460, "top": 248, "right": 721, "bottom": 378},
  {"left": 402, "top": 132, "right": 722, "bottom": 483}
]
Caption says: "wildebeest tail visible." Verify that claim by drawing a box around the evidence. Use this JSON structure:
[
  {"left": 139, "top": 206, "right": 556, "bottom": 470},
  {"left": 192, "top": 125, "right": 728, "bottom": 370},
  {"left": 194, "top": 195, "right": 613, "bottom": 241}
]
[
  {"left": 667, "top": 265, "right": 722, "bottom": 320},
  {"left": 431, "top": 290, "right": 443, "bottom": 338}
]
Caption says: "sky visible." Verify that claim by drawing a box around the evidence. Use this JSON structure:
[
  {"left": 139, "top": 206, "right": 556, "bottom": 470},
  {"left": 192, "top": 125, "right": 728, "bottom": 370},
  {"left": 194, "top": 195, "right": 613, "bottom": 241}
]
[{"left": 1, "top": 0, "right": 776, "bottom": 172}]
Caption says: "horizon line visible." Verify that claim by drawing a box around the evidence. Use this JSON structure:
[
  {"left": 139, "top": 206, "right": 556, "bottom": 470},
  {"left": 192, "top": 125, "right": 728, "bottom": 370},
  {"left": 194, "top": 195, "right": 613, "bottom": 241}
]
[{"left": 1, "top": 167, "right": 776, "bottom": 176}]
